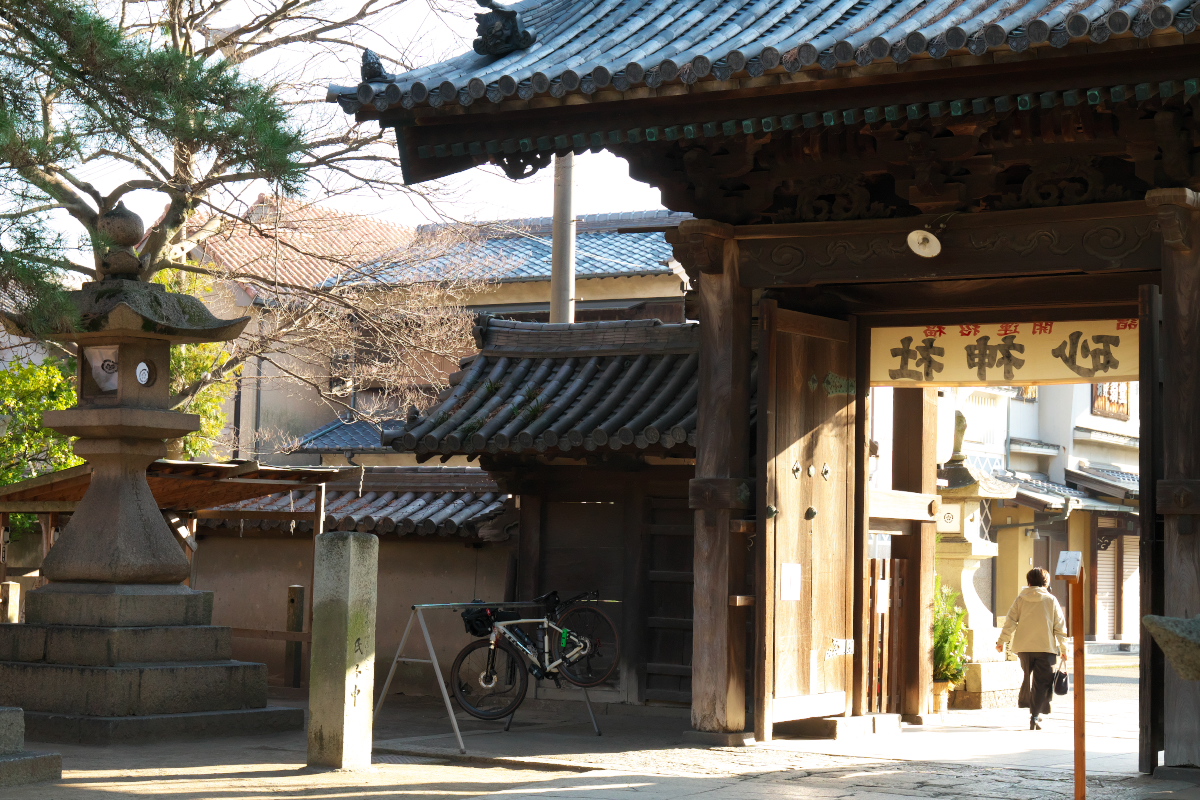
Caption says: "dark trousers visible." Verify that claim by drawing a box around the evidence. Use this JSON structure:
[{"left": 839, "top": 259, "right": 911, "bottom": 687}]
[{"left": 1018, "top": 652, "right": 1057, "bottom": 718}]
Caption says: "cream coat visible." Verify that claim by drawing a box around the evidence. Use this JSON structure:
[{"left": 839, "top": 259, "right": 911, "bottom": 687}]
[{"left": 998, "top": 586, "right": 1068, "bottom": 655}]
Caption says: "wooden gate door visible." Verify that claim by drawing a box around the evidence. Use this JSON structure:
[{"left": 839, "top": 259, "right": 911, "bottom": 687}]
[{"left": 756, "top": 301, "right": 856, "bottom": 741}]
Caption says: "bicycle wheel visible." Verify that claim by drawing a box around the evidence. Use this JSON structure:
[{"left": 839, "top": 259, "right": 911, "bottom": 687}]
[
  {"left": 552, "top": 605, "right": 620, "bottom": 687},
  {"left": 450, "top": 638, "right": 528, "bottom": 720}
]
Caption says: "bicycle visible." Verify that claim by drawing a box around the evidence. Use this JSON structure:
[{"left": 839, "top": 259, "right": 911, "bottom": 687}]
[{"left": 450, "top": 590, "right": 620, "bottom": 720}]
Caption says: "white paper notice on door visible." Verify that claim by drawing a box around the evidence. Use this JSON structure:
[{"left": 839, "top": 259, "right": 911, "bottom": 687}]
[{"left": 780, "top": 562, "right": 803, "bottom": 601}]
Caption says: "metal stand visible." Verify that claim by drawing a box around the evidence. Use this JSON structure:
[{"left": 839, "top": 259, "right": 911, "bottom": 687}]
[
  {"left": 503, "top": 683, "right": 602, "bottom": 736},
  {"left": 375, "top": 601, "right": 608, "bottom": 753},
  {"left": 375, "top": 607, "right": 466, "bottom": 753}
]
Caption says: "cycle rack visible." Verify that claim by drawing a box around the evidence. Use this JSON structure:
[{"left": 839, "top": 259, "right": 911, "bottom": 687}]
[{"left": 375, "top": 601, "right": 602, "bottom": 755}]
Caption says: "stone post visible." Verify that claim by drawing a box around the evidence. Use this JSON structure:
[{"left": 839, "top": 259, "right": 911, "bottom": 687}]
[
  {"left": 308, "top": 531, "right": 378, "bottom": 770},
  {"left": 937, "top": 412, "right": 1024, "bottom": 709}
]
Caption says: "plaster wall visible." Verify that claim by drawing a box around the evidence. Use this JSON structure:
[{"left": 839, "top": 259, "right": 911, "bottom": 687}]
[
  {"left": 995, "top": 505, "right": 1037, "bottom": 622},
  {"left": 192, "top": 535, "right": 514, "bottom": 693}
]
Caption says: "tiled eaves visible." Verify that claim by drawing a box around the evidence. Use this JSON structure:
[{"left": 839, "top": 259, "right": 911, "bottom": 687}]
[
  {"left": 330, "top": 5, "right": 1200, "bottom": 115},
  {"left": 409, "top": 76, "right": 1200, "bottom": 162},
  {"left": 200, "top": 486, "right": 511, "bottom": 536}
]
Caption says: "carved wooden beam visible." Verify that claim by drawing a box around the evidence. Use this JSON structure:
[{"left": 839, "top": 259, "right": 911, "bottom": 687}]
[
  {"left": 665, "top": 218, "right": 734, "bottom": 277},
  {"left": 736, "top": 201, "right": 1162, "bottom": 288},
  {"left": 1146, "top": 187, "right": 1200, "bottom": 252}
]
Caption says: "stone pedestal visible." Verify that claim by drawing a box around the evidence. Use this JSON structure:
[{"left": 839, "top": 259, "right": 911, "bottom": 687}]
[
  {"left": 936, "top": 538, "right": 1004, "bottom": 664},
  {"left": 0, "top": 584, "right": 303, "bottom": 743},
  {"left": 0, "top": 707, "right": 60, "bottom": 787},
  {"left": 308, "top": 532, "right": 378, "bottom": 770},
  {"left": 950, "top": 661, "right": 1025, "bottom": 709}
]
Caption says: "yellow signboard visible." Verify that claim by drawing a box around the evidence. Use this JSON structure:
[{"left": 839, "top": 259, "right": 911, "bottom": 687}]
[{"left": 870, "top": 319, "right": 1139, "bottom": 387}]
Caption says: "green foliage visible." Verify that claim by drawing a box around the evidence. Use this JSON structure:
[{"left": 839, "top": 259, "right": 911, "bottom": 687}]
[
  {"left": 932, "top": 575, "right": 969, "bottom": 684},
  {"left": 152, "top": 270, "right": 239, "bottom": 459},
  {"left": 0, "top": 0, "right": 304, "bottom": 329},
  {"left": 0, "top": 357, "right": 82, "bottom": 486}
]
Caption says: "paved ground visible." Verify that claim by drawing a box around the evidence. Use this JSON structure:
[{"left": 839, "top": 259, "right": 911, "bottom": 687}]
[{"left": 9, "top": 653, "right": 1200, "bottom": 800}]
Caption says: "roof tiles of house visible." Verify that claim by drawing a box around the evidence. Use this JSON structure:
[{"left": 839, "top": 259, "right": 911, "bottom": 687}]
[
  {"left": 330, "top": 0, "right": 1196, "bottom": 115},
  {"left": 996, "top": 471, "right": 1136, "bottom": 514},
  {"left": 199, "top": 467, "right": 512, "bottom": 537},
  {"left": 350, "top": 210, "right": 689, "bottom": 287},
  {"left": 298, "top": 416, "right": 398, "bottom": 453},
  {"left": 381, "top": 316, "right": 708, "bottom": 457},
  {"left": 1066, "top": 464, "right": 1140, "bottom": 498},
  {"left": 195, "top": 194, "right": 412, "bottom": 289}
]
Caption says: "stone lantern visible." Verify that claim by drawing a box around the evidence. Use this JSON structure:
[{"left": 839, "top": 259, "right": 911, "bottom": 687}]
[
  {"left": 0, "top": 214, "right": 303, "bottom": 741},
  {"left": 936, "top": 412, "right": 1023, "bottom": 709}
]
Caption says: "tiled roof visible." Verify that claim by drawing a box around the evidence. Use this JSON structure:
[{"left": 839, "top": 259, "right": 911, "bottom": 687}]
[
  {"left": 296, "top": 416, "right": 400, "bottom": 453},
  {"left": 1009, "top": 437, "right": 1061, "bottom": 454},
  {"left": 382, "top": 316, "right": 710, "bottom": 457},
  {"left": 330, "top": 0, "right": 1196, "bottom": 114},
  {"left": 198, "top": 467, "right": 513, "bottom": 537},
  {"left": 1066, "top": 464, "right": 1140, "bottom": 499},
  {"left": 339, "top": 211, "right": 689, "bottom": 288},
  {"left": 194, "top": 194, "right": 412, "bottom": 290},
  {"left": 996, "top": 471, "right": 1136, "bottom": 514}
]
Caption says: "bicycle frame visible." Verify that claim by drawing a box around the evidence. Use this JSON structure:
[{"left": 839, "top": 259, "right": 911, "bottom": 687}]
[{"left": 488, "top": 616, "right": 589, "bottom": 676}]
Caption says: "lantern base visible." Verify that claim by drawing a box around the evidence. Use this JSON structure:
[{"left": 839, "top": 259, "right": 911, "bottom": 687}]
[{"left": 25, "top": 584, "right": 212, "bottom": 628}]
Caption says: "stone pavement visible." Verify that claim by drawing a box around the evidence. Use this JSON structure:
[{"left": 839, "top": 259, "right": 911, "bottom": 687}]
[{"left": 5, "top": 654, "right": 1199, "bottom": 799}]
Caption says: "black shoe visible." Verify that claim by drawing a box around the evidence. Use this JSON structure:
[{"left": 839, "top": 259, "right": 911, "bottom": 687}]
[{"left": 1030, "top": 717, "right": 1042, "bottom": 730}]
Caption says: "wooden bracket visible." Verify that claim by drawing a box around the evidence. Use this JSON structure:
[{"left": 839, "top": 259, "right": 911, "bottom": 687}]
[
  {"left": 1146, "top": 187, "right": 1200, "bottom": 251},
  {"left": 729, "top": 519, "right": 757, "bottom": 534},
  {"left": 689, "top": 477, "right": 755, "bottom": 510},
  {"left": 1156, "top": 479, "right": 1200, "bottom": 515},
  {"left": 665, "top": 219, "right": 735, "bottom": 275},
  {"left": 729, "top": 595, "right": 755, "bottom": 607}
]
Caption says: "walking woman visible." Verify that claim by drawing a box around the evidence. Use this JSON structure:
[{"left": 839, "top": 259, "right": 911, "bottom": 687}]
[{"left": 996, "top": 567, "right": 1068, "bottom": 730}]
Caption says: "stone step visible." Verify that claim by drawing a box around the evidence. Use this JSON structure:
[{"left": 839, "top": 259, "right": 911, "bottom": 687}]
[
  {"left": 0, "top": 751, "right": 61, "bottom": 787},
  {"left": 0, "top": 624, "right": 233, "bottom": 665},
  {"left": 23, "top": 707, "right": 304, "bottom": 746},
  {"left": 0, "top": 660, "right": 268, "bottom": 717},
  {"left": 0, "top": 707, "right": 22, "bottom": 756}
]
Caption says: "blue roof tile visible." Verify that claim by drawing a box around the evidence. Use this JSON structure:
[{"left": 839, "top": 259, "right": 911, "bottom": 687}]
[{"left": 349, "top": 211, "right": 689, "bottom": 287}]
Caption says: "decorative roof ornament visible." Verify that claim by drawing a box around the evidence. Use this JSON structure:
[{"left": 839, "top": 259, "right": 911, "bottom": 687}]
[
  {"left": 360, "top": 49, "right": 393, "bottom": 83},
  {"left": 472, "top": 0, "right": 536, "bottom": 57}
]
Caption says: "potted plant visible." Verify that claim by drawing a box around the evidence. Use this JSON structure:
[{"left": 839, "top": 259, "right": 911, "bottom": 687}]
[{"left": 932, "top": 575, "right": 968, "bottom": 713}]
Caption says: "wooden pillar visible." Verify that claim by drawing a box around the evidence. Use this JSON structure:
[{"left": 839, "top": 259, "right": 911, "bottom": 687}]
[
  {"left": 891, "top": 388, "right": 938, "bottom": 721},
  {"left": 852, "top": 321, "right": 872, "bottom": 715},
  {"left": 1146, "top": 188, "right": 1200, "bottom": 768},
  {"left": 517, "top": 494, "right": 542, "bottom": 601},
  {"left": 1138, "top": 283, "right": 1165, "bottom": 773},
  {"left": 36, "top": 512, "right": 59, "bottom": 589},
  {"left": 0, "top": 512, "right": 8, "bottom": 584},
  {"left": 669, "top": 219, "right": 752, "bottom": 733}
]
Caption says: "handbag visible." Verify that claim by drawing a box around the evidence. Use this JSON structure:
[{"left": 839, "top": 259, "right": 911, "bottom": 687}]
[{"left": 1054, "top": 666, "right": 1069, "bottom": 696}]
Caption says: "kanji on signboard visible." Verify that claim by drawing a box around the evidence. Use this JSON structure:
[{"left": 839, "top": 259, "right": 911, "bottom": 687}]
[
  {"left": 1051, "top": 331, "right": 1121, "bottom": 378},
  {"left": 889, "top": 336, "right": 945, "bottom": 382},
  {"left": 964, "top": 335, "right": 1026, "bottom": 381}
]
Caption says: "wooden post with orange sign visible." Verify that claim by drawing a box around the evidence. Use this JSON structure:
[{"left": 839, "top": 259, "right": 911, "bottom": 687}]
[{"left": 1056, "top": 550, "right": 1086, "bottom": 800}]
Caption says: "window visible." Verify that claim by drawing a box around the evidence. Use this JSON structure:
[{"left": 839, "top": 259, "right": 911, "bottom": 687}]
[{"left": 1092, "top": 383, "right": 1130, "bottom": 420}]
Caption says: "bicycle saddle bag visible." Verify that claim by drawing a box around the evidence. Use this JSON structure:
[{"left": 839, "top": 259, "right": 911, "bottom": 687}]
[{"left": 461, "top": 607, "right": 495, "bottom": 637}]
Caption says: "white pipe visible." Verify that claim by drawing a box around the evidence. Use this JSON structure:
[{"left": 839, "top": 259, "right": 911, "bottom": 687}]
[{"left": 550, "top": 153, "right": 576, "bottom": 324}]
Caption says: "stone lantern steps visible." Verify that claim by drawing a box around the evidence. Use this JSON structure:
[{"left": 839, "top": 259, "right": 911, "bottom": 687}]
[{"left": 0, "top": 707, "right": 60, "bottom": 787}]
